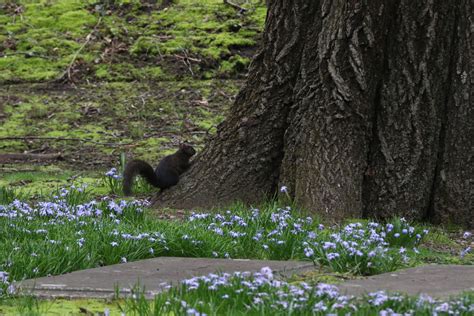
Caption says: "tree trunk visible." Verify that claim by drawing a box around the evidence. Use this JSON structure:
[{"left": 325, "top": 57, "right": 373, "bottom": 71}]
[
  {"left": 154, "top": 1, "right": 473, "bottom": 227},
  {"left": 431, "top": 0, "right": 473, "bottom": 228}
]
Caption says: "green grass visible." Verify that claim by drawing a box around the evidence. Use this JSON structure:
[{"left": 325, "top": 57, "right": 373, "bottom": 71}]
[
  {"left": 0, "top": 184, "right": 434, "bottom": 295},
  {"left": 1, "top": 288, "right": 472, "bottom": 315},
  {"left": 0, "top": 184, "right": 472, "bottom": 313},
  {"left": 119, "top": 275, "right": 474, "bottom": 316}
]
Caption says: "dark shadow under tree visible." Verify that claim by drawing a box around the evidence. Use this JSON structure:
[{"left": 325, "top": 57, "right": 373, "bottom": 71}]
[{"left": 153, "top": 0, "right": 473, "bottom": 228}]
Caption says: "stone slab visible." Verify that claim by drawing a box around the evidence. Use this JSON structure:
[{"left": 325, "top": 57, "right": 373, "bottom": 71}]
[
  {"left": 17, "top": 260, "right": 474, "bottom": 300},
  {"left": 338, "top": 264, "right": 474, "bottom": 298},
  {"left": 16, "top": 257, "right": 314, "bottom": 299}
]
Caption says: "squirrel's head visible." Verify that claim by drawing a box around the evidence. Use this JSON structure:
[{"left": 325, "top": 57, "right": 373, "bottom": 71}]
[{"left": 179, "top": 143, "right": 196, "bottom": 157}]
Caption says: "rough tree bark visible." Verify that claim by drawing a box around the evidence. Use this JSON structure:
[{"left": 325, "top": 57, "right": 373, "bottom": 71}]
[{"left": 154, "top": 0, "right": 473, "bottom": 227}]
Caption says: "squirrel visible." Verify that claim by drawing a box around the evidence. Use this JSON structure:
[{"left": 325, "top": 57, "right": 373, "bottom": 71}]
[{"left": 122, "top": 143, "right": 196, "bottom": 195}]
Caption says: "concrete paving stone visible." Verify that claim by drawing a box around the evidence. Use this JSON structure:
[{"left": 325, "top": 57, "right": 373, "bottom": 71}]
[
  {"left": 338, "top": 264, "right": 474, "bottom": 298},
  {"left": 16, "top": 257, "right": 314, "bottom": 299},
  {"left": 17, "top": 259, "right": 474, "bottom": 300}
]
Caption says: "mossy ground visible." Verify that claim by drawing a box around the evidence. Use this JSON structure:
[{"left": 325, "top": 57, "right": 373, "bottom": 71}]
[
  {"left": 0, "top": 0, "right": 265, "bottom": 83},
  {"left": 0, "top": 79, "right": 240, "bottom": 196},
  {"left": 1, "top": 0, "right": 260, "bottom": 196},
  {"left": 0, "top": 297, "right": 121, "bottom": 315}
]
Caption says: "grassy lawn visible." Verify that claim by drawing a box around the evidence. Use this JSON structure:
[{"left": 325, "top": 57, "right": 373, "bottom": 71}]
[{"left": 0, "top": 179, "right": 473, "bottom": 314}]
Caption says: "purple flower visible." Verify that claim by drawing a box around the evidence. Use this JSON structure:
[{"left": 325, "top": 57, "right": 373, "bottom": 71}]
[
  {"left": 326, "top": 253, "right": 340, "bottom": 261},
  {"left": 460, "top": 247, "right": 471, "bottom": 258},
  {"left": 313, "top": 301, "right": 327, "bottom": 312},
  {"left": 260, "top": 267, "right": 273, "bottom": 279},
  {"left": 105, "top": 168, "right": 115, "bottom": 176},
  {"left": 323, "top": 242, "right": 336, "bottom": 250},
  {"left": 77, "top": 238, "right": 85, "bottom": 247},
  {"left": 368, "top": 291, "right": 388, "bottom": 306},
  {"left": 304, "top": 247, "right": 314, "bottom": 257},
  {"left": 186, "top": 308, "right": 206, "bottom": 316},
  {"left": 316, "top": 283, "right": 339, "bottom": 298},
  {"left": 280, "top": 186, "right": 288, "bottom": 193},
  {"left": 0, "top": 271, "right": 8, "bottom": 283},
  {"left": 435, "top": 302, "right": 450, "bottom": 312}
]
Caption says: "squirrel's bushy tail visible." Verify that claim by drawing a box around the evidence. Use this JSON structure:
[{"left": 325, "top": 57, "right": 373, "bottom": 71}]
[{"left": 123, "top": 160, "right": 160, "bottom": 195}]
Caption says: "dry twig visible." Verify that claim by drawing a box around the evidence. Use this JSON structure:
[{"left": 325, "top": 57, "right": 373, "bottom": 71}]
[
  {"left": 0, "top": 136, "right": 131, "bottom": 147},
  {"left": 223, "top": 0, "right": 247, "bottom": 12},
  {"left": 56, "top": 17, "right": 102, "bottom": 82},
  {"left": 0, "top": 153, "right": 62, "bottom": 163}
]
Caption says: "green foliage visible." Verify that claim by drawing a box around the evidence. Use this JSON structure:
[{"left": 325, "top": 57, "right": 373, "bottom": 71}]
[
  {"left": 121, "top": 275, "right": 474, "bottom": 316},
  {"left": 0, "top": 187, "right": 433, "bottom": 297},
  {"left": 0, "top": 185, "right": 471, "bottom": 312},
  {"left": 384, "top": 217, "right": 427, "bottom": 248},
  {"left": 0, "top": 187, "right": 22, "bottom": 205}
]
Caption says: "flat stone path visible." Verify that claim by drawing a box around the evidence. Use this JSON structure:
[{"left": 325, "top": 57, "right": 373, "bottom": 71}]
[
  {"left": 17, "top": 259, "right": 474, "bottom": 299},
  {"left": 338, "top": 264, "right": 474, "bottom": 298},
  {"left": 17, "top": 257, "right": 314, "bottom": 299}
]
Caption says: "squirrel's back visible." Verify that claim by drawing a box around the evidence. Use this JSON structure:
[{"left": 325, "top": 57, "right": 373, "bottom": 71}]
[{"left": 122, "top": 143, "right": 196, "bottom": 195}]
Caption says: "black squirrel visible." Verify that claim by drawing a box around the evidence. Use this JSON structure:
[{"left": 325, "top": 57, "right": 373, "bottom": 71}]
[{"left": 122, "top": 143, "right": 196, "bottom": 195}]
